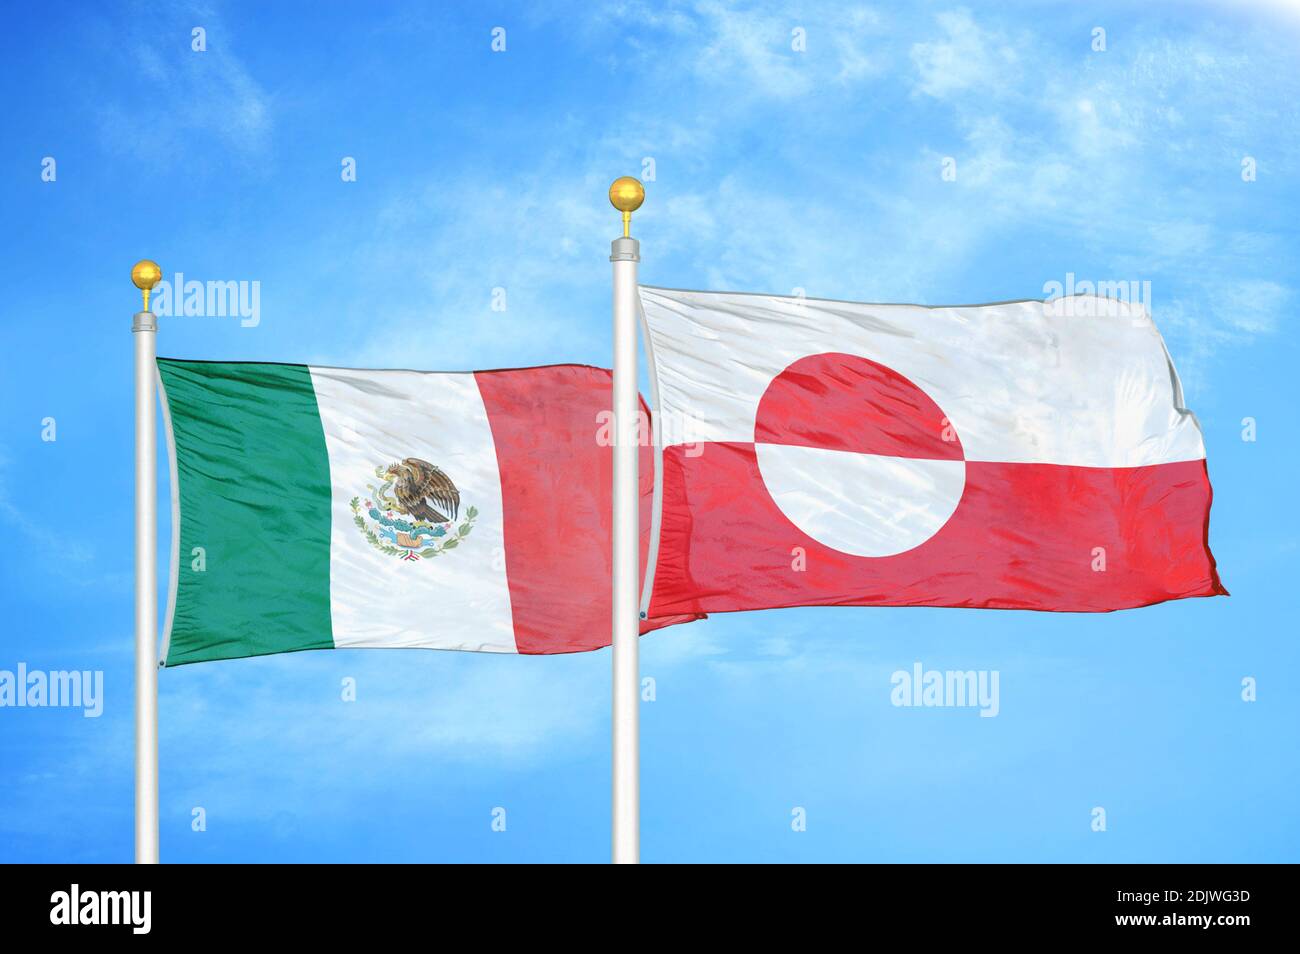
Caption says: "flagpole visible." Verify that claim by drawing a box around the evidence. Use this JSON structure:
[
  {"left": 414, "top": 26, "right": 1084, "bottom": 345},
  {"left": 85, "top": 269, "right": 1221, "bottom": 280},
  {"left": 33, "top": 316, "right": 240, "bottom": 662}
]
[
  {"left": 132, "top": 260, "right": 162, "bottom": 864},
  {"left": 609, "top": 177, "right": 644, "bottom": 864}
]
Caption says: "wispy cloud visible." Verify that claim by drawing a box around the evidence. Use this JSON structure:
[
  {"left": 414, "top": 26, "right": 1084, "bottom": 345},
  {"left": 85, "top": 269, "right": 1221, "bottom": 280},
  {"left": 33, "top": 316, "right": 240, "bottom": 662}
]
[
  {"left": 322, "top": 3, "right": 1299, "bottom": 398},
  {"left": 92, "top": 5, "right": 272, "bottom": 166},
  {"left": 579, "top": 0, "right": 886, "bottom": 97},
  {"left": 910, "top": 7, "right": 1021, "bottom": 100}
]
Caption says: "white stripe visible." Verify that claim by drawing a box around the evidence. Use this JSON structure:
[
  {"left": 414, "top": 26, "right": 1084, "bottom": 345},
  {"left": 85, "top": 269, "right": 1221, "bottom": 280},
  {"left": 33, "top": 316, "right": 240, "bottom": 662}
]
[
  {"left": 639, "top": 287, "right": 1206, "bottom": 468},
  {"left": 309, "top": 367, "right": 517, "bottom": 653}
]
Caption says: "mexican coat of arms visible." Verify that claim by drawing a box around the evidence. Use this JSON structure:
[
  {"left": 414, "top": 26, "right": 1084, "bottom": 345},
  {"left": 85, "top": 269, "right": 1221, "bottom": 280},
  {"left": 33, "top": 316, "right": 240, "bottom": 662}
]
[{"left": 350, "top": 457, "right": 477, "bottom": 561}]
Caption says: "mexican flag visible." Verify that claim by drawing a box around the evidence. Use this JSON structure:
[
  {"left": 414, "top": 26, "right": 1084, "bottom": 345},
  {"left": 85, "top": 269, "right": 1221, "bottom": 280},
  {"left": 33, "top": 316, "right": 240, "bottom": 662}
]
[{"left": 157, "top": 358, "right": 697, "bottom": 666}]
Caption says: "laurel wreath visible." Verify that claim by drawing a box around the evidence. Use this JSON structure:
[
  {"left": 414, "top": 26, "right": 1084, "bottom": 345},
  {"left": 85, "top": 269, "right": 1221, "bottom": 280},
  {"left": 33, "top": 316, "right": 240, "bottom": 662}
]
[{"left": 350, "top": 496, "right": 478, "bottom": 559}]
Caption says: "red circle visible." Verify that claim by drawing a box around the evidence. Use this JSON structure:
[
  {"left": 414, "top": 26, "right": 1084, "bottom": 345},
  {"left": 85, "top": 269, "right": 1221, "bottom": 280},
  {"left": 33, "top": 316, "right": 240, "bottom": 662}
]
[{"left": 755, "top": 352, "right": 963, "bottom": 460}]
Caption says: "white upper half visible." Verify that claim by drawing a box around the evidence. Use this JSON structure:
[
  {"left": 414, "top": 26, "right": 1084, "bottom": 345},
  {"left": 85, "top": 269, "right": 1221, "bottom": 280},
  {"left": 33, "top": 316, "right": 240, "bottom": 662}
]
[
  {"left": 639, "top": 287, "right": 1206, "bottom": 468},
  {"left": 309, "top": 367, "right": 517, "bottom": 653}
]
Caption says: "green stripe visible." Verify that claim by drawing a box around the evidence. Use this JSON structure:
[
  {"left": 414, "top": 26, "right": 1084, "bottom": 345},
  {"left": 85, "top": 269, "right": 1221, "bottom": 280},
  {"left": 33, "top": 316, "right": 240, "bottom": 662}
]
[{"left": 159, "top": 359, "right": 334, "bottom": 665}]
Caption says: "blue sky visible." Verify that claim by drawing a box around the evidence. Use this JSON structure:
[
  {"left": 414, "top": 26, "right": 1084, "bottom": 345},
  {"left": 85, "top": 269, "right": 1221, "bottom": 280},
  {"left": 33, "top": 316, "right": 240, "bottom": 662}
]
[{"left": 1, "top": 0, "right": 1298, "bottom": 862}]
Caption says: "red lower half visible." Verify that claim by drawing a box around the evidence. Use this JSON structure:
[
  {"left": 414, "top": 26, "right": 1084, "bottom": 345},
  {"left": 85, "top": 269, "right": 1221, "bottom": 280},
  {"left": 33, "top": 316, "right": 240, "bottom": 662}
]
[{"left": 648, "top": 442, "right": 1226, "bottom": 616}]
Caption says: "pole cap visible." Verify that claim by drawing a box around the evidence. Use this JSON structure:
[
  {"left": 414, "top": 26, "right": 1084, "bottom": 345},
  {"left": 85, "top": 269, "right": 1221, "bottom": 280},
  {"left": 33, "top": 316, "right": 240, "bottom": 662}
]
[
  {"left": 609, "top": 177, "right": 645, "bottom": 237},
  {"left": 132, "top": 259, "right": 162, "bottom": 313}
]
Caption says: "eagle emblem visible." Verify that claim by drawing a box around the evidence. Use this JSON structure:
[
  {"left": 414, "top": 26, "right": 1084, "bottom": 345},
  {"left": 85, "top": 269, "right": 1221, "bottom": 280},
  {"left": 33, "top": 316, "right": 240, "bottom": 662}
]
[{"left": 349, "top": 457, "right": 477, "bottom": 561}]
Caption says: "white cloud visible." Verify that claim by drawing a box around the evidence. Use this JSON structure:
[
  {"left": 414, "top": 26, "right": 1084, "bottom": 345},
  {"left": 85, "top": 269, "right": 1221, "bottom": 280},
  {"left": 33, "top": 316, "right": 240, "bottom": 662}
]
[
  {"left": 910, "top": 8, "right": 1019, "bottom": 100},
  {"left": 581, "top": 0, "right": 886, "bottom": 99}
]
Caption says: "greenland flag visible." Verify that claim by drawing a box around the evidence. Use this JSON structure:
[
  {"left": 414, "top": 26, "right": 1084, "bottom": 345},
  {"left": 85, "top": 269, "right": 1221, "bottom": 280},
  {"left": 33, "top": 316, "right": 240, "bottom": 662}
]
[
  {"left": 157, "top": 359, "right": 698, "bottom": 665},
  {"left": 638, "top": 287, "right": 1225, "bottom": 616}
]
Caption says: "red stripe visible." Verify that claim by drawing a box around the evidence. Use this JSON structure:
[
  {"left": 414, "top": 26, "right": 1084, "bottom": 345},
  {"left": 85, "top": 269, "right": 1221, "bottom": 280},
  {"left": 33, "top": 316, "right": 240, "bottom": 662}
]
[
  {"left": 475, "top": 366, "right": 700, "bottom": 653},
  {"left": 649, "top": 442, "right": 1225, "bottom": 615}
]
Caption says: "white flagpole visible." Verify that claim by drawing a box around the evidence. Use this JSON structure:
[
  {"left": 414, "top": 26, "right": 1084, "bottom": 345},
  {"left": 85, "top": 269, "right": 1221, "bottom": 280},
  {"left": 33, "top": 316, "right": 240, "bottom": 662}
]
[
  {"left": 609, "top": 177, "right": 644, "bottom": 864},
  {"left": 132, "top": 260, "right": 162, "bottom": 864}
]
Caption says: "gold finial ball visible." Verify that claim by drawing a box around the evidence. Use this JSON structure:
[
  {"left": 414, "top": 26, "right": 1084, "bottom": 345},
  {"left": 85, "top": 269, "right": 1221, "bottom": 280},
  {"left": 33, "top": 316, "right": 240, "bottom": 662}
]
[
  {"left": 608, "top": 177, "right": 645, "bottom": 214},
  {"left": 132, "top": 259, "right": 162, "bottom": 291}
]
